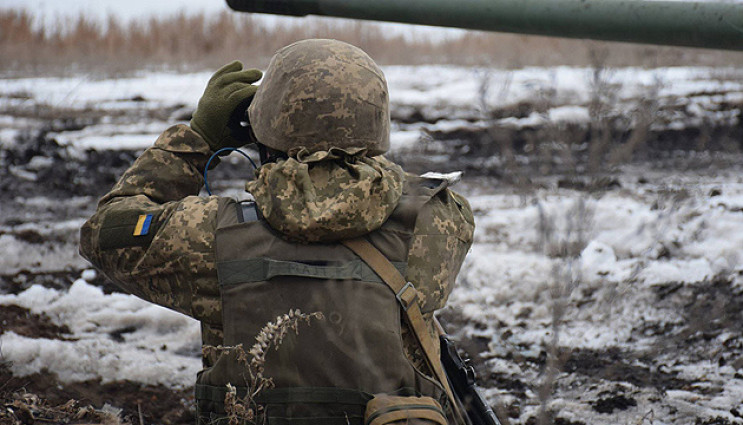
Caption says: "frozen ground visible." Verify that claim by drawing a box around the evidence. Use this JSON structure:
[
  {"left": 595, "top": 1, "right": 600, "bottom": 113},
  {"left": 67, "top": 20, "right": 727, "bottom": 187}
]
[
  {"left": 1, "top": 66, "right": 742, "bottom": 424},
  {"left": 444, "top": 169, "right": 743, "bottom": 424},
  {"left": 1, "top": 66, "right": 741, "bottom": 152}
]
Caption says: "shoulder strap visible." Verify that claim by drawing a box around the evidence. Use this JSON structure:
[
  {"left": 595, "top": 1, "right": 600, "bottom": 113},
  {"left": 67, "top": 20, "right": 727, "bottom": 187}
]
[{"left": 341, "top": 238, "right": 467, "bottom": 425}]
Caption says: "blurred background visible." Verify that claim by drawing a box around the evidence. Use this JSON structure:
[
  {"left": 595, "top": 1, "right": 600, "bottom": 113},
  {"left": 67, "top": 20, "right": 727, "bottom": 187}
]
[{"left": 2, "top": 0, "right": 743, "bottom": 74}]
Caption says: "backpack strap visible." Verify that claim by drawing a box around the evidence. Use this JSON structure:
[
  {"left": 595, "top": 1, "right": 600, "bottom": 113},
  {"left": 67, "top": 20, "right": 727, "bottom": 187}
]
[{"left": 341, "top": 238, "right": 467, "bottom": 425}]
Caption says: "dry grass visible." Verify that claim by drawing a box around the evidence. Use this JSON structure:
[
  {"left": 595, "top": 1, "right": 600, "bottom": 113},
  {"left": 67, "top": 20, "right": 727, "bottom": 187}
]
[
  {"left": 1, "top": 390, "right": 126, "bottom": 425},
  {"left": 203, "top": 309, "right": 324, "bottom": 425},
  {"left": 2, "top": 9, "right": 742, "bottom": 76},
  {"left": 535, "top": 198, "right": 593, "bottom": 425}
]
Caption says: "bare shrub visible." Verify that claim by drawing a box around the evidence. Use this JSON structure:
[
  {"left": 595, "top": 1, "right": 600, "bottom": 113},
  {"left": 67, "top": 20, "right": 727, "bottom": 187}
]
[{"left": 203, "top": 309, "right": 324, "bottom": 425}]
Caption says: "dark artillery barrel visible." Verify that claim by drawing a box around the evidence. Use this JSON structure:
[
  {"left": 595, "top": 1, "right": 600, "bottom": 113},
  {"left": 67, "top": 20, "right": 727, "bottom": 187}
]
[{"left": 227, "top": 0, "right": 743, "bottom": 51}]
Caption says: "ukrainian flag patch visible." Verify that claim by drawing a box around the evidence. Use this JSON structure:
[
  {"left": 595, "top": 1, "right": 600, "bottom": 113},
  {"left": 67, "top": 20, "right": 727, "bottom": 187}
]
[{"left": 133, "top": 214, "right": 153, "bottom": 236}]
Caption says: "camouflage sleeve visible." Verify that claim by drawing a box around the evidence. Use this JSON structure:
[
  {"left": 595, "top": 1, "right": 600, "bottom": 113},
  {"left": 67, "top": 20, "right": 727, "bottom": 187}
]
[
  {"left": 406, "top": 186, "right": 475, "bottom": 315},
  {"left": 79, "top": 124, "right": 223, "bottom": 324},
  {"left": 402, "top": 184, "right": 475, "bottom": 374}
]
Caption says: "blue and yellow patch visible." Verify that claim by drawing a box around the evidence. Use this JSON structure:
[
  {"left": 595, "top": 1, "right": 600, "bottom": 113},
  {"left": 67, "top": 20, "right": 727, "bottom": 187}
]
[
  {"left": 133, "top": 214, "right": 153, "bottom": 236},
  {"left": 100, "top": 210, "right": 161, "bottom": 250}
]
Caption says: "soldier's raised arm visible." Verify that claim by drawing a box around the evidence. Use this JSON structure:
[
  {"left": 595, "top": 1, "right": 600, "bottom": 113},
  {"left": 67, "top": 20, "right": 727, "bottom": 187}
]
[{"left": 79, "top": 62, "right": 262, "bottom": 324}]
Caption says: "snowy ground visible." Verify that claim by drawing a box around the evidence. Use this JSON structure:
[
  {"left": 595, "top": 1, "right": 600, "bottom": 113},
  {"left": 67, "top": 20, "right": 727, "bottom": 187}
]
[
  {"left": 2, "top": 66, "right": 741, "bottom": 152},
  {"left": 1, "top": 66, "right": 742, "bottom": 424},
  {"left": 445, "top": 169, "right": 743, "bottom": 424}
]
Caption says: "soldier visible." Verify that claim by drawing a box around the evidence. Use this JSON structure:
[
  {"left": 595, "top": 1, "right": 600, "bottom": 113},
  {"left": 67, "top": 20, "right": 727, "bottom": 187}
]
[{"left": 80, "top": 39, "right": 474, "bottom": 425}]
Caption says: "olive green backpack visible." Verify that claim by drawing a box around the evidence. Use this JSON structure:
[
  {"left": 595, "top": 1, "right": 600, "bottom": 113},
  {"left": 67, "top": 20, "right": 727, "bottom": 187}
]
[{"left": 196, "top": 177, "right": 465, "bottom": 425}]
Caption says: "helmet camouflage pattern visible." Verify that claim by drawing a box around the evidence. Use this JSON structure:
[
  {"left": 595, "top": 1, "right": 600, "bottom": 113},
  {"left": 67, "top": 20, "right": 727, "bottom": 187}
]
[{"left": 248, "top": 39, "right": 390, "bottom": 156}]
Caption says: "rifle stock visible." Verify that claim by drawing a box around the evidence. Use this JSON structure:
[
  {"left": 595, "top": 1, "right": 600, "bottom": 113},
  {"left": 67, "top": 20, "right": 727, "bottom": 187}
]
[{"left": 436, "top": 320, "right": 502, "bottom": 425}]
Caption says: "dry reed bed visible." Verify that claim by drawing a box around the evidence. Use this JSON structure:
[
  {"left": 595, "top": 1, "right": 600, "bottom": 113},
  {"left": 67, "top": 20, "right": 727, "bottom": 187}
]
[{"left": 2, "top": 10, "right": 742, "bottom": 76}]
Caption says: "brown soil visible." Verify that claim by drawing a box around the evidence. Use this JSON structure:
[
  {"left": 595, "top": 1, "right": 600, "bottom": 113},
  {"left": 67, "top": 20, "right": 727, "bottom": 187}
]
[
  {"left": 0, "top": 306, "right": 195, "bottom": 424},
  {"left": 0, "top": 364, "right": 194, "bottom": 425},
  {"left": 0, "top": 304, "right": 72, "bottom": 340}
]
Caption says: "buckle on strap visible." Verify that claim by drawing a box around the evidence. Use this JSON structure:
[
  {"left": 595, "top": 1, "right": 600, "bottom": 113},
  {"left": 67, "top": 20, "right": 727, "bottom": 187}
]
[{"left": 396, "top": 282, "right": 419, "bottom": 312}]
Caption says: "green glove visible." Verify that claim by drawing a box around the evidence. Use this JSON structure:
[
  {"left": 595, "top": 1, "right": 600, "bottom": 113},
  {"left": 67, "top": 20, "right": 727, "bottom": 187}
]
[{"left": 190, "top": 61, "right": 263, "bottom": 151}]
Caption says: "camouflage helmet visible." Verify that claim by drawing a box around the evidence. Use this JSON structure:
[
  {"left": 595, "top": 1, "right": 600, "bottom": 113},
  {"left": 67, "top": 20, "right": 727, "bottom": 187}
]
[{"left": 247, "top": 39, "right": 390, "bottom": 156}]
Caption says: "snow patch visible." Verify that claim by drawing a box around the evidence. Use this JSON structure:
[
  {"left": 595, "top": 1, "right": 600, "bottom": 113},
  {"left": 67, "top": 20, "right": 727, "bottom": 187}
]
[
  {"left": 0, "top": 278, "right": 201, "bottom": 387},
  {"left": 0, "top": 234, "right": 86, "bottom": 274},
  {"left": 548, "top": 105, "right": 590, "bottom": 123},
  {"left": 389, "top": 130, "right": 421, "bottom": 152}
]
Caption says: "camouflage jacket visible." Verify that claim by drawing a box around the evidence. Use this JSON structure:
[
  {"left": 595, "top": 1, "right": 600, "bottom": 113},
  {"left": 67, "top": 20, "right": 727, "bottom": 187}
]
[{"left": 79, "top": 124, "right": 475, "bottom": 369}]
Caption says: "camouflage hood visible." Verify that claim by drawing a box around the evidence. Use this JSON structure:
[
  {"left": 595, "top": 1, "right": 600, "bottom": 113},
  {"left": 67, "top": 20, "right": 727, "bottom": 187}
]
[{"left": 245, "top": 147, "right": 404, "bottom": 243}]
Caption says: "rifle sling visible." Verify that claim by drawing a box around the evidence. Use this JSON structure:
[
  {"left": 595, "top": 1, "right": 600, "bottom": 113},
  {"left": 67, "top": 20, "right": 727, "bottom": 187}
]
[{"left": 341, "top": 238, "right": 467, "bottom": 425}]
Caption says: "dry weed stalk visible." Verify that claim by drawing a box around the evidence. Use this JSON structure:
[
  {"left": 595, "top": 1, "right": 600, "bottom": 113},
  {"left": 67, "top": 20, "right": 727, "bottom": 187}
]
[
  {"left": 477, "top": 69, "right": 526, "bottom": 186},
  {"left": 535, "top": 198, "right": 593, "bottom": 425},
  {"left": 532, "top": 72, "right": 561, "bottom": 176},
  {"left": 203, "top": 309, "right": 324, "bottom": 425},
  {"left": 607, "top": 74, "right": 665, "bottom": 166},
  {"left": 0, "top": 391, "right": 125, "bottom": 425},
  {"left": 586, "top": 47, "right": 620, "bottom": 174}
]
